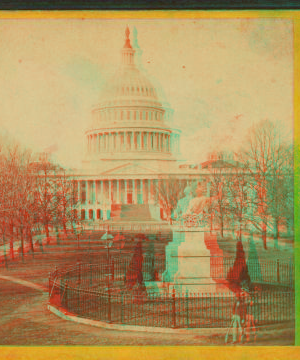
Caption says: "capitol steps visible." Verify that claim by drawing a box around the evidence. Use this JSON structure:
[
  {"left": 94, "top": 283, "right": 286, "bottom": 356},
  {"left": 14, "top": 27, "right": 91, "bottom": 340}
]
[{"left": 111, "top": 204, "right": 161, "bottom": 222}]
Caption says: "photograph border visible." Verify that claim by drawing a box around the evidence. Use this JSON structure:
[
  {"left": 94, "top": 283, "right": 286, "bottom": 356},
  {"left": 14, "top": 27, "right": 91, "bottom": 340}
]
[{"left": 0, "top": 9, "right": 298, "bottom": 359}]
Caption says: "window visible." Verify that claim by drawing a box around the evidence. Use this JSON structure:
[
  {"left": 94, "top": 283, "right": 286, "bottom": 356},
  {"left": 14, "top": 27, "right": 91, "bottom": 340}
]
[{"left": 81, "top": 209, "right": 85, "bottom": 220}]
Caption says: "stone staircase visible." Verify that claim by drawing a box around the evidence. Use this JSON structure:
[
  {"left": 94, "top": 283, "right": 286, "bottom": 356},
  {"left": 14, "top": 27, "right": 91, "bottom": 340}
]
[{"left": 111, "top": 204, "right": 161, "bottom": 221}]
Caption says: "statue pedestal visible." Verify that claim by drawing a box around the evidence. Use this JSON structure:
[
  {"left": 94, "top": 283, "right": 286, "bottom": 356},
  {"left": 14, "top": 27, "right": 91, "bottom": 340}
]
[{"left": 161, "top": 229, "right": 231, "bottom": 295}]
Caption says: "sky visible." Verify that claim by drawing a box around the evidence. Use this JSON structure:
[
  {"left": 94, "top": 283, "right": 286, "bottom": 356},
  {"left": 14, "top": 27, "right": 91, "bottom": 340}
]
[{"left": 0, "top": 18, "right": 293, "bottom": 168}]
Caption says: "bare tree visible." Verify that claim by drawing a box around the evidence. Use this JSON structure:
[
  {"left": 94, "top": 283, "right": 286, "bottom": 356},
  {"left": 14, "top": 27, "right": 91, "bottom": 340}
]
[
  {"left": 226, "top": 165, "right": 250, "bottom": 241},
  {"left": 208, "top": 165, "right": 231, "bottom": 237},
  {"left": 154, "top": 177, "right": 188, "bottom": 222},
  {"left": 239, "top": 120, "right": 292, "bottom": 249}
]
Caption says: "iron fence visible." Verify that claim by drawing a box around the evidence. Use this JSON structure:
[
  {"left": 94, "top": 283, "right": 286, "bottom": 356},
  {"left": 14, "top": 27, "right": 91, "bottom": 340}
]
[
  {"left": 49, "top": 278, "right": 294, "bottom": 328},
  {"left": 210, "top": 257, "right": 294, "bottom": 287},
  {"left": 49, "top": 258, "right": 295, "bottom": 329}
]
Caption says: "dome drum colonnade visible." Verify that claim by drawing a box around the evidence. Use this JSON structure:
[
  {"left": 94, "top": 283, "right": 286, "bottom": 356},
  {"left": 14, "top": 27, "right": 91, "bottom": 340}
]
[
  {"left": 86, "top": 130, "right": 180, "bottom": 155},
  {"left": 76, "top": 26, "right": 183, "bottom": 221}
]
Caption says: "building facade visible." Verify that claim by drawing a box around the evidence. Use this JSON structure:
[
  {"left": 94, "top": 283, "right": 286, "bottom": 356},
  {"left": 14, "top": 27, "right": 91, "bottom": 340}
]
[{"left": 72, "top": 27, "right": 206, "bottom": 222}]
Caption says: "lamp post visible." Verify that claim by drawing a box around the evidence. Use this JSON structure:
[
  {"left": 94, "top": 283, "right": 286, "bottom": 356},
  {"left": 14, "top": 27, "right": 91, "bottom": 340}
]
[{"left": 101, "top": 228, "right": 113, "bottom": 323}]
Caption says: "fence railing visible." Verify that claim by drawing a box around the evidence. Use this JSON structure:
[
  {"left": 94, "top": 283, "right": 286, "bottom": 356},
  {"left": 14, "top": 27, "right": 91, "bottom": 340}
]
[
  {"left": 210, "top": 257, "right": 294, "bottom": 287},
  {"left": 49, "top": 258, "right": 295, "bottom": 329},
  {"left": 49, "top": 277, "right": 294, "bottom": 328},
  {"left": 49, "top": 254, "right": 294, "bottom": 296}
]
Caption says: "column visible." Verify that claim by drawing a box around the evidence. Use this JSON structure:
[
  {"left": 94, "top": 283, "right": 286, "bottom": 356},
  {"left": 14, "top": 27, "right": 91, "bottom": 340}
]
[
  {"left": 86, "top": 180, "right": 90, "bottom": 205},
  {"left": 117, "top": 132, "right": 121, "bottom": 151},
  {"left": 95, "top": 180, "right": 99, "bottom": 203},
  {"left": 109, "top": 180, "right": 112, "bottom": 202},
  {"left": 117, "top": 179, "right": 120, "bottom": 203},
  {"left": 77, "top": 180, "right": 80, "bottom": 204},
  {"left": 148, "top": 132, "right": 151, "bottom": 151},
  {"left": 150, "top": 179, "right": 154, "bottom": 204},
  {"left": 131, "top": 132, "right": 134, "bottom": 151},
  {"left": 100, "top": 180, "right": 104, "bottom": 204},
  {"left": 139, "top": 132, "right": 142, "bottom": 150},
  {"left": 148, "top": 179, "right": 151, "bottom": 204},
  {"left": 159, "top": 134, "right": 162, "bottom": 152},
  {"left": 92, "top": 180, "right": 95, "bottom": 204},
  {"left": 132, "top": 179, "right": 136, "bottom": 204},
  {"left": 141, "top": 179, "right": 145, "bottom": 204},
  {"left": 174, "top": 134, "right": 177, "bottom": 153},
  {"left": 124, "top": 132, "right": 127, "bottom": 151},
  {"left": 108, "top": 133, "right": 111, "bottom": 152},
  {"left": 124, "top": 179, "right": 127, "bottom": 204}
]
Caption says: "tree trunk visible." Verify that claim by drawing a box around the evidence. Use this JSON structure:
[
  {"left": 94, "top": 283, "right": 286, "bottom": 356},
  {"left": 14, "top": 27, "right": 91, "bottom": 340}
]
[
  {"left": 55, "top": 225, "right": 60, "bottom": 245},
  {"left": 239, "top": 220, "right": 242, "bottom": 241},
  {"left": 220, "top": 215, "right": 224, "bottom": 238},
  {"left": 261, "top": 222, "right": 267, "bottom": 250},
  {"left": 20, "top": 225, "right": 24, "bottom": 263},
  {"left": 274, "top": 218, "right": 279, "bottom": 250},
  {"left": 44, "top": 222, "right": 49, "bottom": 239},
  {"left": 63, "top": 221, "right": 67, "bottom": 236},
  {"left": 10, "top": 236, "right": 14, "bottom": 260},
  {"left": 28, "top": 227, "right": 34, "bottom": 257},
  {"left": 3, "top": 232, "right": 8, "bottom": 269}
]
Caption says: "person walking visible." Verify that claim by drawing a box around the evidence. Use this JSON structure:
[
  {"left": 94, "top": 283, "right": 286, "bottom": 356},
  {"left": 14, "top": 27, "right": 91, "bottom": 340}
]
[
  {"left": 231, "top": 295, "right": 243, "bottom": 344},
  {"left": 245, "top": 297, "right": 256, "bottom": 343}
]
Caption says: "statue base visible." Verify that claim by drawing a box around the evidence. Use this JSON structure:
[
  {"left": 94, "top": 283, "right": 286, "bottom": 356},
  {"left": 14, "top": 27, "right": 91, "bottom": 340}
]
[{"left": 158, "top": 229, "right": 233, "bottom": 295}]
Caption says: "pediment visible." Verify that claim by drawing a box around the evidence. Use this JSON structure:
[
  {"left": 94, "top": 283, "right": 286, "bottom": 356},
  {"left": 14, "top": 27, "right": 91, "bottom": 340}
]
[{"left": 100, "top": 162, "right": 159, "bottom": 176}]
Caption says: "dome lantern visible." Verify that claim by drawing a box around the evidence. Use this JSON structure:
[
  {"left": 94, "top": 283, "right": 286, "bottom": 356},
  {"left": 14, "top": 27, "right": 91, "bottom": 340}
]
[{"left": 122, "top": 26, "right": 135, "bottom": 66}]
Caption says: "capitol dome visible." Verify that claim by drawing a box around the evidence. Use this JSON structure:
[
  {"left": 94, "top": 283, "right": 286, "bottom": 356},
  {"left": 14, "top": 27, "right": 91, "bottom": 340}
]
[{"left": 85, "top": 26, "right": 180, "bottom": 163}]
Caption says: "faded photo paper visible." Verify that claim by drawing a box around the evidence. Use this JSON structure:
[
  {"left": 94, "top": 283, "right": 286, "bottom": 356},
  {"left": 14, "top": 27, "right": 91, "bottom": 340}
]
[{"left": 0, "top": 16, "right": 295, "bottom": 350}]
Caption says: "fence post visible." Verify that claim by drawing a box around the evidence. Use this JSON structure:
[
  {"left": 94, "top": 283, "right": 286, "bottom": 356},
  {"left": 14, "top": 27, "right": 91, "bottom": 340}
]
[
  {"left": 121, "top": 293, "right": 124, "bottom": 324},
  {"left": 65, "top": 281, "right": 68, "bottom": 309},
  {"left": 77, "top": 261, "right": 81, "bottom": 285},
  {"left": 77, "top": 284, "right": 80, "bottom": 315},
  {"left": 289, "top": 258, "right": 293, "bottom": 287},
  {"left": 186, "top": 290, "right": 189, "bottom": 328},
  {"left": 277, "top": 259, "right": 280, "bottom": 284},
  {"left": 172, "top": 287, "right": 176, "bottom": 328},
  {"left": 48, "top": 272, "right": 51, "bottom": 296},
  {"left": 108, "top": 283, "right": 112, "bottom": 323}
]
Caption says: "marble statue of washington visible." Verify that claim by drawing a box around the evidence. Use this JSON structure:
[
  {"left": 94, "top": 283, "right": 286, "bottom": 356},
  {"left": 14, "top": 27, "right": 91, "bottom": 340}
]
[{"left": 183, "top": 182, "right": 223, "bottom": 218}]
